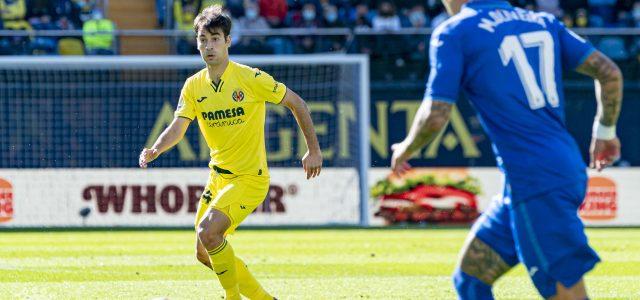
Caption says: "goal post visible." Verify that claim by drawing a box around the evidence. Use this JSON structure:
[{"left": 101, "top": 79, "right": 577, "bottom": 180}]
[{"left": 0, "top": 55, "right": 370, "bottom": 227}]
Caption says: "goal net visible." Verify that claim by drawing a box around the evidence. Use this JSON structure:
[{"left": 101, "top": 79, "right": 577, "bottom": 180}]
[{"left": 0, "top": 55, "right": 370, "bottom": 228}]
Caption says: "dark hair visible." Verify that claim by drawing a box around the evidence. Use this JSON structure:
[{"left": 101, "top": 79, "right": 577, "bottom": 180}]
[{"left": 193, "top": 5, "right": 232, "bottom": 37}]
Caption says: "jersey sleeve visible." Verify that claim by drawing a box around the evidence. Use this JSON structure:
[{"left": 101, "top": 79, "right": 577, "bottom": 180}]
[
  {"left": 424, "top": 25, "right": 464, "bottom": 104},
  {"left": 252, "top": 69, "right": 287, "bottom": 104},
  {"left": 555, "top": 19, "right": 596, "bottom": 70},
  {"left": 174, "top": 79, "right": 196, "bottom": 120}
]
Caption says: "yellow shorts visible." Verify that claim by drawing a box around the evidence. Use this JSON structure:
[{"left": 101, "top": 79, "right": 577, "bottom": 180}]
[{"left": 194, "top": 171, "right": 269, "bottom": 235}]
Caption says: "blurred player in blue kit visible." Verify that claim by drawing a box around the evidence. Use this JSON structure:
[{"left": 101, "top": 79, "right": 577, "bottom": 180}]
[{"left": 390, "top": 0, "right": 623, "bottom": 299}]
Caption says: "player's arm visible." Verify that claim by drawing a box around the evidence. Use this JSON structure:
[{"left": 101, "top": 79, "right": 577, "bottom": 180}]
[
  {"left": 139, "top": 117, "right": 191, "bottom": 168},
  {"left": 576, "top": 50, "right": 623, "bottom": 171},
  {"left": 391, "top": 100, "right": 452, "bottom": 175},
  {"left": 140, "top": 78, "right": 196, "bottom": 168},
  {"left": 280, "top": 88, "right": 322, "bottom": 179},
  {"left": 556, "top": 18, "right": 623, "bottom": 171},
  {"left": 391, "top": 24, "right": 461, "bottom": 175}
]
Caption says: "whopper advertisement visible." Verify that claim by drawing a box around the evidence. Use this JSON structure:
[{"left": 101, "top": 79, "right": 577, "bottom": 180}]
[
  {"left": 369, "top": 168, "right": 640, "bottom": 227},
  {"left": 0, "top": 168, "right": 360, "bottom": 228},
  {"left": 1, "top": 167, "right": 637, "bottom": 228}
]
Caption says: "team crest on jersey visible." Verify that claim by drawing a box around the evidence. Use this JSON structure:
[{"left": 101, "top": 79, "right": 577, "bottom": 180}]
[{"left": 232, "top": 89, "right": 245, "bottom": 102}]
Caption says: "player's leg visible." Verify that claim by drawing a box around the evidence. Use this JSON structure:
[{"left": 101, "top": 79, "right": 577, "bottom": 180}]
[
  {"left": 195, "top": 186, "right": 215, "bottom": 269},
  {"left": 196, "top": 234, "right": 272, "bottom": 300},
  {"left": 198, "top": 206, "right": 240, "bottom": 299},
  {"left": 510, "top": 181, "right": 599, "bottom": 300},
  {"left": 198, "top": 175, "right": 274, "bottom": 300},
  {"left": 193, "top": 179, "right": 274, "bottom": 299},
  {"left": 453, "top": 192, "right": 520, "bottom": 300},
  {"left": 550, "top": 279, "right": 587, "bottom": 300},
  {"left": 195, "top": 235, "right": 212, "bottom": 269},
  {"left": 219, "top": 175, "right": 273, "bottom": 300},
  {"left": 235, "top": 255, "right": 274, "bottom": 300}
]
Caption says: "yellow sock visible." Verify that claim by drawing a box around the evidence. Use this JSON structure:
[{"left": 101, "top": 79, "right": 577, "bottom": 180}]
[
  {"left": 236, "top": 256, "right": 273, "bottom": 300},
  {"left": 208, "top": 239, "right": 240, "bottom": 300}
]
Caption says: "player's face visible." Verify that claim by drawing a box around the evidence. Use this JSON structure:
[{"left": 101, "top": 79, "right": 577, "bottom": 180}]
[
  {"left": 442, "top": 0, "right": 467, "bottom": 15},
  {"left": 197, "top": 27, "right": 231, "bottom": 65}
]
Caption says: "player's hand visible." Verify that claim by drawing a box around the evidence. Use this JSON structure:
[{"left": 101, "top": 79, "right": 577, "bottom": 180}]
[
  {"left": 302, "top": 150, "right": 322, "bottom": 179},
  {"left": 590, "top": 137, "right": 621, "bottom": 172},
  {"left": 391, "top": 142, "right": 412, "bottom": 176},
  {"left": 139, "top": 148, "right": 160, "bottom": 168}
]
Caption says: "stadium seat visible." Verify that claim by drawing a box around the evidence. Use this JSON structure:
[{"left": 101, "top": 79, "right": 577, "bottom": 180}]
[{"left": 58, "top": 38, "right": 85, "bottom": 55}]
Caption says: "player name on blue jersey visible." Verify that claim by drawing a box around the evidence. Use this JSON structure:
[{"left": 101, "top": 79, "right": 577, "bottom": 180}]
[{"left": 478, "top": 7, "right": 548, "bottom": 32}]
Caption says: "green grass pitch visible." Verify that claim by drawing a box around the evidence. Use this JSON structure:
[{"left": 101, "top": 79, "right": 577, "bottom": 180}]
[{"left": 1, "top": 228, "right": 639, "bottom": 299}]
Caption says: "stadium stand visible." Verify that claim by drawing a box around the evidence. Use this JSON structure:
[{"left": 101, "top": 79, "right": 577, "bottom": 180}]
[{"left": 1, "top": 1, "right": 640, "bottom": 84}]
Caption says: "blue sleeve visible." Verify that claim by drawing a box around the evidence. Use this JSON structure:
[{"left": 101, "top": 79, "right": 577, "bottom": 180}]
[
  {"left": 424, "top": 26, "right": 463, "bottom": 104},
  {"left": 556, "top": 20, "right": 596, "bottom": 70}
]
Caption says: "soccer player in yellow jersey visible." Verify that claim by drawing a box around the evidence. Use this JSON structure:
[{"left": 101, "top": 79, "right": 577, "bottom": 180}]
[{"left": 138, "top": 5, "right": 322, "bottom": 300}]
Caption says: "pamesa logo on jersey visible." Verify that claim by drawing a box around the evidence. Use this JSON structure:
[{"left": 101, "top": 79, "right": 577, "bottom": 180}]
[{"left": 232, "top": 89, "right": 245, "bottom": 102}]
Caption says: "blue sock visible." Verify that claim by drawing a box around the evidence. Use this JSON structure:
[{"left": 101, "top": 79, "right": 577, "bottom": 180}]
[{"left": 453, "top": 268, "right": 494, "bottom": 300}]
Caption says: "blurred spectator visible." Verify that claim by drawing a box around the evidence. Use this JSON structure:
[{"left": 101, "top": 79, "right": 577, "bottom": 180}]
[
  {"left": 52, "top": 0, "right": 82, "bottom": 28},
  {"left": 27, "top": 0, "right": 54, "bottom": 19},
  {"left": 173, "top": 0, "right": 217, "bottom": 54},
  {"left": 291, "top": 3, "right": 321, "bottom": 54},
  {"left": 225, "top": 0, "right": 245, "bottom": 18},
  {"left": 291, "top": 3, "right": 321, "bottom": 28},
  {"left": 351, "top": 4, "right": 371, "bottom": 29},
  {"left": 174, "top": 0, "right": 213, "bottom": 31},
  {"left": 232, "top": 1, "right": 273, "bottom": 54},
  {"left": 632, "top": 2, "right": 640, "bottom": 27},
  {"left": 615, "top": 10, "right": 633, "bottom": 27},
  {"left": 323, "top": 4, "right": 344, "bottom": 28},
  {"left": 259, "top": 0, "right": 287, "bottom": 28},
  {"left": 260, "top": 0, "right": 294, "bottom": 55},
  {"left": 30, "top": 14, "right": 59, "bottom": 54},
  {"left": 536, "top": 0, "right": 563, "bottom": 17},
  {"left": 26, "top": 0, "right": 85, "bottom": 26},
  {"left": 297, "top": 35, "right": 319, "bottom": 54},
  {"left": 575, "top": 8, "right": 589, "bottom": 27},
  {"left": 588, "top": 0, "right": 617, "bottom": 26},
  {"left": 350, "top": 3, "right": 372, "bottom": 55},
  {"left": 319, "top": 4, "right": 346, "bottom": 52},
  {"left": 0, "top": 0, "right": 32, "bottom": 54},
  {"left": 75, "top": 0, "right": 97, "bottom": 23},
  {"left": 405, "top": 4, "right": 428, "bottom": 28},
  {"left": 372, "top": 1, "right": 401, "bottom": 31},
  {"left": 237, "top": 1, "right": 269, "bottom": 31},
  {"left": 561, "top": 0, "right": 587, "bottom": 14},
  {"left": 1, "top": 0, "right": 29, "bottom": 29},
  {"left": 321, "top": 0, "right": 352, "bottom": 21},
  {"left": 404, "top": 4, "right": 428, "bottom": 65},
  {"left": 82, "top": 10, "right": 115, "bottom": 55},
  {"left": 562, "top": 14, "right": 574, "bottom": 27},
  {"left": 56, "top": 14, "right": 77, "bottom": 30}
]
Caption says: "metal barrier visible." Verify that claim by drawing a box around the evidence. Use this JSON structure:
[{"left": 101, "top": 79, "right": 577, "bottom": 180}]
[{"left": 3, "top": 27, "right": 640, "bottom": 38}]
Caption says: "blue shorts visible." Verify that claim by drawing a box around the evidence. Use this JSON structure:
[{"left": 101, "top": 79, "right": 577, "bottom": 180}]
[{"left": 471, "top": 180, "right": 600, "bottom": 298}]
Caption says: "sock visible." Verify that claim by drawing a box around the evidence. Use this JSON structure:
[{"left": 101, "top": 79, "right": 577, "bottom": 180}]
[
  {"left": 453, "top": 268, "right": 494, "bottom": 300},
  {"left": 236, "top": 256, "right": 274, "bottom": 300},
  {"left": 208, "top": 239, "right": 240, "bottom": 300}
]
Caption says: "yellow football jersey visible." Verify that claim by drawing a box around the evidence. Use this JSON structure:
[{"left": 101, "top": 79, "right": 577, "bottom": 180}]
[{"left": 175, "top": 60, "right": 287, "bottom": 177}]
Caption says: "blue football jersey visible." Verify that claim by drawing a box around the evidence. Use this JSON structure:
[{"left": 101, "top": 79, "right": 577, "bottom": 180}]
[{"left": 425, "top": 0, "right": 596, "bottom": 201}]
